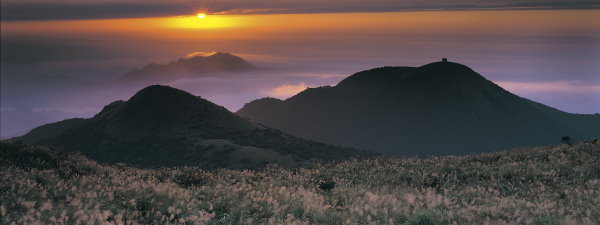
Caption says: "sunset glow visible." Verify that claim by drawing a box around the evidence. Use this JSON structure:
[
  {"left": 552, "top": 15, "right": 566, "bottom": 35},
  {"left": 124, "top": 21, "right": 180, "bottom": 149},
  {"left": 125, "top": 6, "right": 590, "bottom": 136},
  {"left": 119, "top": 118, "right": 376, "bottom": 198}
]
[
  {"left": 162, "top": 14, "right": 242, "bottom": 29},
  {"left": 2, "top": 1, "right": 600, "bottom": 223},
  {"left": 1, "top": 9, "right": 599, "bottom": 139},
  {"left": 3, "top": 10, "right": 597, "bottom": 36}
]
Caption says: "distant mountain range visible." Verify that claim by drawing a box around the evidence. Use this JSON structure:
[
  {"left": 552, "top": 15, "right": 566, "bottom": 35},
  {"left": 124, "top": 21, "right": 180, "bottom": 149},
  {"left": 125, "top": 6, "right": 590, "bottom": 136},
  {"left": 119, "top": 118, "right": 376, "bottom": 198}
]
[
  {"left": 15, "top": 85, "right": 374, "bottom": 169},
  {"left": 14, "top": 59, "right": 599, "bottom": 167},
  {"left": 120, "top": 52, "right": 257, "bottom": 84},
  {"left": 237, "top": 60, "right": 600, "bottom": 156}
]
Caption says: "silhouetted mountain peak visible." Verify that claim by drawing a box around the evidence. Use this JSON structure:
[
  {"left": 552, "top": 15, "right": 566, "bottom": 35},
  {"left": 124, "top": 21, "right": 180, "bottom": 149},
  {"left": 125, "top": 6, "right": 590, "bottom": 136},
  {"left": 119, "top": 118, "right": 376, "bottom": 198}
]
[
  {"left": 419, "top": 61, "right": 473, "bottom": 72},
  {"left": 207, "top": 52, "right": 234, "bottom": 58},
  {"left": 336, "top": 66, "right": 416, "bottom": 88},
  {"left": 97, "top": 100, "right": 125, "bottom": 116},
  {"left": 181, "top": 52, "right": 234, "bottom": 61},
  {"left": 16, "top": 85, "right": 373, "bottom": 169},
  {"left": 121, "top": 52, "right": 257, "bottom": 83},
  {"left": 127, "top": 85, "right": 195, "bottom": 105},
  {"left": 244, "top": 97, "right": 283, "bottom": 106},
  {"left": 115, "top": 85, "right": 246, "bottom": 131},
  {"left": 240, "top": 97, "right": 284, "bottom": 115},
  {"left": 408, "top": 61, "right": 483, "bottom": 81},
  {"left": 169, "top": 51, "right": 253, "bottom": 68},
  {"left": 123, "top": 85, "right": 196, "bottom": 114},
  {"left": 238, "top": 60, "right": 599, "bottom": 156},
  {"left": 335, "top": 61, "right": 497, "bottom": 98},
  {"left": 336, "top": 61, "right": 486, "bottom": 90}
]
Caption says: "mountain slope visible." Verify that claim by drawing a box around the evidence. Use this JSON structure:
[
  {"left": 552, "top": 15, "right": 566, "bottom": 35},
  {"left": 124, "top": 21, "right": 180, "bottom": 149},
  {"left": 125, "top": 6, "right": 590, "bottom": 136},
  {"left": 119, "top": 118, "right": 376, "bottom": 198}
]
[
  {"left": 237, "top": 61, "right": 599, "bottom": 156},
  {"left": 15, "top": 85, "right": 374, "bottom": 169},
  {"left": 121, "top": 52, "right": 257, "bottom": 83},
  {"left": 3, "top": 140, "right": 600, "bottom": 224}
]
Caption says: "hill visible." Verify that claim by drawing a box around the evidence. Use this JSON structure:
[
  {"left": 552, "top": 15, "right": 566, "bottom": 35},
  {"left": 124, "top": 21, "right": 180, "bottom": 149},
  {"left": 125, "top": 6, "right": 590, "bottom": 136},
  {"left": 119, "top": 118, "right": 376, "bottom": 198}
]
[
  {"left": 237, "top": 60, "right": 600, "bottom": 156},
  {"left": 120, "top": 52, "right": 257, "bottom": 84},
  {"left": 1, "top": 140, "right": 599, "bottom": 224},
  {"left": 14, "top": 85, "right": 373, "bottom": 169}
]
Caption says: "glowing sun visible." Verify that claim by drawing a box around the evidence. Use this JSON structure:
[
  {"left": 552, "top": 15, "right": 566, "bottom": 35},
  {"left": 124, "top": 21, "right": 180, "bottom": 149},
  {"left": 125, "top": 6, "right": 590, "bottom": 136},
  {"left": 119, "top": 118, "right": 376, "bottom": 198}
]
[{"left": 197, "top": 13, "right": 206, "bottom": 19}]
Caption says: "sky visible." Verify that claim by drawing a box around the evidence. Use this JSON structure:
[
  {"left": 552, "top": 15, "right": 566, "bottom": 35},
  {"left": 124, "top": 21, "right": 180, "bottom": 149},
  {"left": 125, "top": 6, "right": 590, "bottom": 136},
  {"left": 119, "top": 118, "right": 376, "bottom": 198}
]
[{"left": 1, "top": 0, "right": 599, "bottom": 138}]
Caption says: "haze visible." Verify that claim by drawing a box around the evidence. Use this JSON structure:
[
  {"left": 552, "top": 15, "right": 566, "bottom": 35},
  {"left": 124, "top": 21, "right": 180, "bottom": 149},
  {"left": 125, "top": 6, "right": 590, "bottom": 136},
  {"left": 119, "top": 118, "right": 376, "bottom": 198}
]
[{"left": 1, "top": 7, "right": 599, "bottom": 138}]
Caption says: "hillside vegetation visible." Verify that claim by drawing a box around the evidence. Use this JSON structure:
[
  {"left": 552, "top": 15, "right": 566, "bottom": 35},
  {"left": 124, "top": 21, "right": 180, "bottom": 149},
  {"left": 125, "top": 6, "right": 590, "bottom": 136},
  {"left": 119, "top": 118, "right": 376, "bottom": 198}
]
[{"left": 1, "top": 141, "right": 599, "bottom": 224}]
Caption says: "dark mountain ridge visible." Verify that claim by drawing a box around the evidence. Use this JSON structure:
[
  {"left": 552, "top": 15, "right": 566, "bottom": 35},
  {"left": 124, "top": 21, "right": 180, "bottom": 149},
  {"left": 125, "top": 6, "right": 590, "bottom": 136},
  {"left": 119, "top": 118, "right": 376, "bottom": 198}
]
[
  {"left": 237, "top": 60, "right": 600, "bottom": 156},
  {"left": 15, "top": 85, "right": 374, "bottom": 169},
  {"left": 121, "top": 52, "right": 257, "bottom": 83}
]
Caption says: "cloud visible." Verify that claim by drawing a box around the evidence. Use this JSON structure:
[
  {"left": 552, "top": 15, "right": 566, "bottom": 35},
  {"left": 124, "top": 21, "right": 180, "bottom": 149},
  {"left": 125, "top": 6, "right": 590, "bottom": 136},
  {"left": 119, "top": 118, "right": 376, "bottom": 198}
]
[
  {"left": 496, "top": 80, "right": 600, "bottom": 94},
  {"left": 0, "top": 3, "right": 192, "bottom": 21},
  {"left": 0, "top": 35, "right": 114, "bottom": 65},
  {"left": 265, "top": 83, "right": 308, "bottom": 99},
  {"left": 495, "top": 80, "right": 600, "bottom": 113},
  {"left": 1, "top": 0, "right": 598, "bottom": 21},
  {"left": 212, "top": 1, "right": 600, "bottom": 15},
  {"left": 183, "top": 51, "right": 219, "bottom": 59}
]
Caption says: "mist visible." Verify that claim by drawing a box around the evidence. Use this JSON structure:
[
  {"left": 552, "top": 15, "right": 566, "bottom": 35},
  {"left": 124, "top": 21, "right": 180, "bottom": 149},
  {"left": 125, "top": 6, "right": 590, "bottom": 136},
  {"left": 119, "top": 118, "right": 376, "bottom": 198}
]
[{"left": 1, "top": 10, "right": 599, "bottom": 138}]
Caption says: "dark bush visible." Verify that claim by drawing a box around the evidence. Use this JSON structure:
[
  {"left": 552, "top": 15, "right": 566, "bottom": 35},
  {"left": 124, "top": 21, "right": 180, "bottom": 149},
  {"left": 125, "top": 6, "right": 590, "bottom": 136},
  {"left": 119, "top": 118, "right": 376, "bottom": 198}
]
[
  {"left": 318, "top": 180, "right": 336, "bottom": 191},
  {"left": 561, "top": 136, "right": 573, "bottom": 146}
]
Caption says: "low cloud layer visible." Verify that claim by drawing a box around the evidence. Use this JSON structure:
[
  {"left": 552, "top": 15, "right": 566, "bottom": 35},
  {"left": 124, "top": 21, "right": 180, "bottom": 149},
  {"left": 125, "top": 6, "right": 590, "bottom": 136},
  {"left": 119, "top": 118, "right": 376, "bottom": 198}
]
[
  {"left": 265, "top": 83, "right": 308, "bottom": 99},
  {"left": 496, "top": 80, "right": 600, "bottom": 114},
  {"left": 2, "top": 0, "right": 599, "bottom": 20},
  {"left": 497, "top": 80, "right": 600, "bottom": 94}
]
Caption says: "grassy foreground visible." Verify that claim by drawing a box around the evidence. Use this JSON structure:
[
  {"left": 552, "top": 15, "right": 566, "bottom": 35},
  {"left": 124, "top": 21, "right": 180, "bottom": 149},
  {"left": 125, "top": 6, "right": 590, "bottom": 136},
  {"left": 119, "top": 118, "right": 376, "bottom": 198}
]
[{"left": 1, "top": 141, "right": 599, "bottom": 225}]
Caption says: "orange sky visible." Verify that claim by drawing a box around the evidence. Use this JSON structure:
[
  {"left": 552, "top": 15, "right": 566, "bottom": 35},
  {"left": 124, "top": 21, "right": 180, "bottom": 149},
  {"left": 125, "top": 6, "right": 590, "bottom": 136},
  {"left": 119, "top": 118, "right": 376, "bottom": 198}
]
[
  {"left": 3, "top": 10, "right": 598, "bottom": 71},
  {"left": 1, "top": 10, "right": 600, "bottom": 138},
  {"left": 4, "top": 10, "right": 599, "bottom": 39}
]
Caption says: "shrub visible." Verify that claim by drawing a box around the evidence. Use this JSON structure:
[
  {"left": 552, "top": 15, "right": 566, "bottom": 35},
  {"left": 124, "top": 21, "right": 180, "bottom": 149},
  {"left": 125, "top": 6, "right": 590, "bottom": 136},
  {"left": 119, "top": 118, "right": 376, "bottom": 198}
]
[
  {"left": 561, "top": 136, "right": 573, "bottom": 146},
  {"left": 405, "top": 211, "right": 448, "bottom": 225},
  {"left": 318, "top": 180, "right": 336, "bottom": 191}
]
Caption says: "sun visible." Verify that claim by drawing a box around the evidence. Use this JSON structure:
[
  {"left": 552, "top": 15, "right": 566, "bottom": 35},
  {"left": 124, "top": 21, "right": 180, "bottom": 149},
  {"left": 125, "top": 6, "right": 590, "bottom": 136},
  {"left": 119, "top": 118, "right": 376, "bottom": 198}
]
[{"left": 161, "top": 13, "right": 241, "bottom": 29}]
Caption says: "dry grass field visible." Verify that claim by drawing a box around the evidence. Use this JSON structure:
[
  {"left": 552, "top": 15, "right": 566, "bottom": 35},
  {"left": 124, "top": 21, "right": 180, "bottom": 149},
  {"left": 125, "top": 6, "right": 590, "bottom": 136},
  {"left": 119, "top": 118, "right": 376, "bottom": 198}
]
[{"left": 1, "top": 141, "right": 599, "bottom": 225}]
